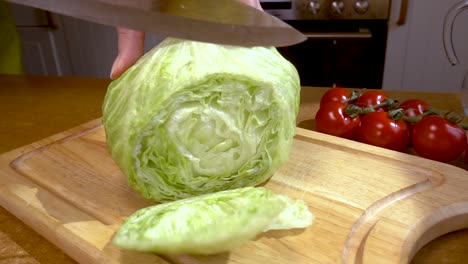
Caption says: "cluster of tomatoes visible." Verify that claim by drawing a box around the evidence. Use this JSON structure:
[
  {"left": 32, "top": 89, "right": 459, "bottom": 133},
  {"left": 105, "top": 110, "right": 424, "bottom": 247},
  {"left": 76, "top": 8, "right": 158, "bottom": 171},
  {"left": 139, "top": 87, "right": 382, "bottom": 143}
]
[{"left": 315, "top": 87, "right": 468, "bottom": 163}]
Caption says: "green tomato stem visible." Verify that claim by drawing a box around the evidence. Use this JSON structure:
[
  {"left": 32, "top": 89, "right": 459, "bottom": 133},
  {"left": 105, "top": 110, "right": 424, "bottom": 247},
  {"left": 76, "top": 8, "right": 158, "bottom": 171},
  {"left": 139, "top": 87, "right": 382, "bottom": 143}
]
[
  {"left": 458, "top": 122, "right": 468, "bottom": 130},
  {"left": 444, "top": 111, "right": 464, "bottom": 124},
  {"left": 360, "top": 107, "right": 375, "bottom": 115},
  {"left": 401, "top": 115, "right": 422, "bottom": 123},
  {"left": 343, "top": 97, "right": 468, "bottom": 130},
  {"left": 344, "top": 104, "right": 363, "bottom": 118},
  {"left": 387, "top": 108, "right": 406, "bottom": 121},
  {"left": 343, "top": 90, "right": 362, "bottom": 103}
]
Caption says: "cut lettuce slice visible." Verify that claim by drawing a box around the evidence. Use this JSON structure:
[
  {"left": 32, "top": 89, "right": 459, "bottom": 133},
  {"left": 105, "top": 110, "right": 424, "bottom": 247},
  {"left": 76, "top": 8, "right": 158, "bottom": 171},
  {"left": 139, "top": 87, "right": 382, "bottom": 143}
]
[{"left": 113, "top": 187, "right": 314, "bottom": 255}]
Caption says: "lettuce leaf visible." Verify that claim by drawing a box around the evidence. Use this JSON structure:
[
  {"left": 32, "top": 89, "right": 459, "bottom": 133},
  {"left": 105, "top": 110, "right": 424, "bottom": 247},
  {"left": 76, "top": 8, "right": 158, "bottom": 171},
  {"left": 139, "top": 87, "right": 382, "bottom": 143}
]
[{"left": 112, "top": 187, "right": 314, "bottom": 255}]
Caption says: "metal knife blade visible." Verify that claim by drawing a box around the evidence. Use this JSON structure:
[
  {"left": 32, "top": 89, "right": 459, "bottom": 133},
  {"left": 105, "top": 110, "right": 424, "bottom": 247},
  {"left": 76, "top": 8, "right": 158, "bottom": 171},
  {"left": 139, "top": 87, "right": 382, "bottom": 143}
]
[{"left": 8, "top": 0, "right": 306, "bottom": 47}]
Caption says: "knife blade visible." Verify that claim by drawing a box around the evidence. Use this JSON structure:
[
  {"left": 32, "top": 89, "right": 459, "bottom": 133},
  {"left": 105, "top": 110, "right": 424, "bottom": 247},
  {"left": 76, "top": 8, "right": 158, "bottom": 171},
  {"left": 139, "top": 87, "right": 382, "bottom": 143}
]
[{"left": 8, "top": 0, "right": 306, "bottom": 47}]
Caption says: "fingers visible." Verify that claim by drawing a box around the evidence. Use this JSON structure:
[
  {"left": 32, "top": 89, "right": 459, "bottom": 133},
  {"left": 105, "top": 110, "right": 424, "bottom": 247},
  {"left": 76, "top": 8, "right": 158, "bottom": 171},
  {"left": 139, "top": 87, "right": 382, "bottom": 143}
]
[
  {"left": 238, "top": 0, "right": 263, "bottom": 10},
  {"left": 110, "top": 27, "right": 145, "bottom": 80}
]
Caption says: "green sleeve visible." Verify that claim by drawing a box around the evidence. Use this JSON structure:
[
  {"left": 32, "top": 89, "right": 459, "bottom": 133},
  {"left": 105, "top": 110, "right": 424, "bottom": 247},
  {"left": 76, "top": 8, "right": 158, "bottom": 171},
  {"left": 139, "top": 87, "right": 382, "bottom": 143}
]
[{"left": 0, "top": 1, "right": 24, "bottom": 75}]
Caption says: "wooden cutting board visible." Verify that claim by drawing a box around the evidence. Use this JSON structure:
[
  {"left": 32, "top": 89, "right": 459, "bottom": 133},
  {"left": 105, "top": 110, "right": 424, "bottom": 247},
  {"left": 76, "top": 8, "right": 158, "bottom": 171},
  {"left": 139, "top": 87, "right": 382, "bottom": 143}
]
[{"left": 0, "top": 118, "right": 467, "bottom": 264}]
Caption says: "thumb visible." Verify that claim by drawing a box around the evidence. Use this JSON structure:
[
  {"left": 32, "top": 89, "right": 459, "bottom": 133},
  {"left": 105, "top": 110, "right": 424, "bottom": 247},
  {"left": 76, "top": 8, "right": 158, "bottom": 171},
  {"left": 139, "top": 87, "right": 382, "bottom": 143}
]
[
  {"left": 110, "top": 28, "right": 145, "bottom": 80},
  {"left": 238, "top": 0, "right": 263, "bottom": 10}
]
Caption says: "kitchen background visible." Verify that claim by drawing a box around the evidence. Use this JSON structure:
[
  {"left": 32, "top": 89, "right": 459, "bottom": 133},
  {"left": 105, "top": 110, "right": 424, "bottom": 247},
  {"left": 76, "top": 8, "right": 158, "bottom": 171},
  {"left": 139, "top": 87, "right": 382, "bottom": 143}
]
[{"left": 6, "top": 0, "right": 468, "bottom": 93}]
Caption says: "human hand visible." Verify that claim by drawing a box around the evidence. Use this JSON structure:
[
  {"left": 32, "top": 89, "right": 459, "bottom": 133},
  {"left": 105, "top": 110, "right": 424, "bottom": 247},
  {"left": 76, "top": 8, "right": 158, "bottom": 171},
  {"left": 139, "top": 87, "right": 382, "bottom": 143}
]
[
  {"left": 110, "top": 0, "right": 263, "bottom": 80},
  {"left": 110, "top": 28, "right": 145, "bottom": 80}
]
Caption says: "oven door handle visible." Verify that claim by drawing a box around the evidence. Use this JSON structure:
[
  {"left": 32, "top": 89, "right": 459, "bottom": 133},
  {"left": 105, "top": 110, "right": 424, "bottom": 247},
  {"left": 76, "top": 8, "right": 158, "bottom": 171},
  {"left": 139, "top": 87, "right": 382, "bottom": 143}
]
[{"left": 303, "top": 32, "right": 372, "bottom": 39}]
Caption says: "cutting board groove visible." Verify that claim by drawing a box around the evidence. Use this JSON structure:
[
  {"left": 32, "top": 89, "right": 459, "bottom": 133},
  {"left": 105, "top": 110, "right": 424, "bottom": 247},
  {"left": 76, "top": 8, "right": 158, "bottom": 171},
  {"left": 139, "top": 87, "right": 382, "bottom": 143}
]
[{"left": 9, "top": 124, "right": 154, "bottom": 226}]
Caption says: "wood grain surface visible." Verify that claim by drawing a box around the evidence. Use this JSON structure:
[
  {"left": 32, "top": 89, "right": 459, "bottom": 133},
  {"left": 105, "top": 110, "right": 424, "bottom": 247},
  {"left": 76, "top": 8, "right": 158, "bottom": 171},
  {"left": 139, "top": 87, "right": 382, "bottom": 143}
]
[{"left": 1, "top": 74, "right": 468, "bottom": 263}]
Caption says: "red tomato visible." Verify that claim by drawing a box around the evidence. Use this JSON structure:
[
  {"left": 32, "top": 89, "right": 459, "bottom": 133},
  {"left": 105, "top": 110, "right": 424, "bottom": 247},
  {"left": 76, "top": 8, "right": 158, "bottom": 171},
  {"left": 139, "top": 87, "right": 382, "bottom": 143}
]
[
  {"left": 400, "top": 99, "right": 430, "bottom": 145},
  {"left": 412, "top": 115, "right": 467, "bottom": 162},
  {"left": 465, "top": 137, "right": 468, "bottom": 164},
  {"left": 315, "top": 101, "right": 360, "bottom": 140},
  {"left": 355, "top": 90, "right": 389, "bottom": 111},
  {"left": 400, "top": 99, "right": 429, "bottom": 117},
  {"left": 357, "top": 111, "right": 409, "bottom": 152},
  {"left": 320, "top": 87, "right": 351, "bottom": 107}
]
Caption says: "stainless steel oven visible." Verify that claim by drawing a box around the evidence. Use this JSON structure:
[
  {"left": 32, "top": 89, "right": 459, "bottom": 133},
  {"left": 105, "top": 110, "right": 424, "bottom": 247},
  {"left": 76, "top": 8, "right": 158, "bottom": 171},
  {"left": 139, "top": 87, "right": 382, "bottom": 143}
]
[{"left": 260, "top": 0, "right": 391, "bottom": 89}]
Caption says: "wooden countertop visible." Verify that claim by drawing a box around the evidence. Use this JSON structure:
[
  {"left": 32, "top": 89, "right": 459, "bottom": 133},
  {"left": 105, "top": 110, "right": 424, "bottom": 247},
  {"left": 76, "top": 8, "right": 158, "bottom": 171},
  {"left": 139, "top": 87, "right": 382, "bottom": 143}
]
[{"left": 0, "top": 74, "right": 467, "bottom": 263}]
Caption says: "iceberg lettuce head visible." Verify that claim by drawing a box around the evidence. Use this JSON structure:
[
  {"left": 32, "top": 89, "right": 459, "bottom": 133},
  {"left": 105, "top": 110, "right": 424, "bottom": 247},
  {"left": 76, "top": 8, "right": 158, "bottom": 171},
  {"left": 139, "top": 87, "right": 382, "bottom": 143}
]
[{"left": 102, "top": 38, "right": 300, "bottom": 202}]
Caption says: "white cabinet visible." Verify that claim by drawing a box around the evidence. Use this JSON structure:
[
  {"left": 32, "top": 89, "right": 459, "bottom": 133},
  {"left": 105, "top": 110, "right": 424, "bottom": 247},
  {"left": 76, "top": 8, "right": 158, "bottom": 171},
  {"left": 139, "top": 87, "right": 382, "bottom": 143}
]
[
  {"left": 58, "top": 15, "right": 117, "bottom": 78},
  {"left": 58, "top": 15, "right": 165, "bottom": 78},
  {"left": 383, "top": 0, "right": 468, "bottom": 93},
  {"left": 9, "top": 3, "right": 73, "bottom": 76},
  {"left": 16, "top": 26, "right": 72, "bottom": 76},
  {"left": 9, "top": 3, "right": 164, "bottom": 78}
]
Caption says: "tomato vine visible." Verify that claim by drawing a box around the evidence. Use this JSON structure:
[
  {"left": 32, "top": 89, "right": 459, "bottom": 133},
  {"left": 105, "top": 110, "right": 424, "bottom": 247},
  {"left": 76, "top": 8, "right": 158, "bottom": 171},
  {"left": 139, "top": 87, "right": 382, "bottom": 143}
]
[{"left": 315, "top": 88, "right": 468, "bottom": 163}]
